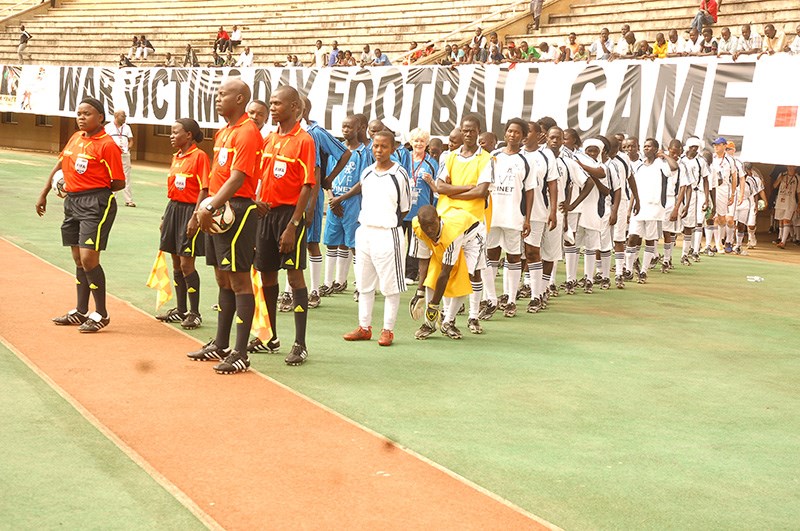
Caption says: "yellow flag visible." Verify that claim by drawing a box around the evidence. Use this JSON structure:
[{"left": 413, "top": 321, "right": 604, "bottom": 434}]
[
  {"left": 250, "top": 267, "right": 273, "bottom": 341},
  {"left": 145, "top": 251, "right": 173, "bottom": 310}
]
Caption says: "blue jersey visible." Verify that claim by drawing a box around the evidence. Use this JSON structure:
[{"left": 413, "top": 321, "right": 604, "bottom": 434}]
[
  {"left": 405, "top": 154, "right": 438, "bottom": 221},
  {"left": 307, "top": 120, "right": 348, "bottom": 176},
  {"left": 332, "top": 143, "right": 370, "bottom": 209},
  {"left": 391, "top": 146, "right": 413, "bottom": 176}
]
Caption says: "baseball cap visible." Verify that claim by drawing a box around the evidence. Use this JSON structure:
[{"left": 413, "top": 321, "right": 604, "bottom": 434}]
[
  {"left": 712, "top": 137, "right": 727, "bottom": 145},
  {"left": 726, "top": 140, "right": 736, "bottom": 149}
]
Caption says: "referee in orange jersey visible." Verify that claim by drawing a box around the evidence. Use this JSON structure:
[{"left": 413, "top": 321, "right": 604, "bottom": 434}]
[
  {"left": 255, "top": 86, "right": 316, "bottom": 366},
  {"left": 187, "top": 79, "right": 263, "bottom": 375},
  {"left": 36, "top": 97, "right": 125, "bottom": 333}
]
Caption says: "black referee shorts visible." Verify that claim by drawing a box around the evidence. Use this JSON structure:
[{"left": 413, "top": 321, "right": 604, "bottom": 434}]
[
  {"left": 205, "top": 197, "right": 257, "bottom": 272},
  {"left": 255, "top": 204, "right": 307, "bottom": 272},
  {"left": 159, "top": 200, "right": 205, "bottom": 257},
  {"left": 61, "top": 188, "right": 117, "bottom": 251}
]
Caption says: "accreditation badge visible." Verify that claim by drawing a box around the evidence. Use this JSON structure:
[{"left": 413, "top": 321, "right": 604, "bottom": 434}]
[
  {"left": 74, "top": 156, "right": 88, "bottom": 174},
  {"left": 174, "top": 174, "right": 187, "bottom": 190},
  {"left": 273, "top": 160, "right": 287, "bottom": 179},
  {"left": 217, "top": 148, "right": 228, "bottom": 166}
]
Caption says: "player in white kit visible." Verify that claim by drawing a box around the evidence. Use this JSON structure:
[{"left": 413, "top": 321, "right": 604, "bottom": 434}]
[
  {"left": 662, "top": 139, "right": 691, "bottom": 272},
  {"left": 607, "top": 137, "right": 639, "bottom": 288},
  {"left": 710, "top": 137, "right": 738, "bottom": 254},
  {"left": 773, "top": 166, "right": 800, "bottom": 249},
  {"left": 679, "top": 137, "right": 709, "bottom": 263}
]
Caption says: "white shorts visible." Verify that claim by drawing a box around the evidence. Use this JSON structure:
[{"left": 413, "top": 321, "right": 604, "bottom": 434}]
[
  {"left": 487, "top": 226, "right": 522, "bottom": 255},
  {"left": 662, "top": 211, "right": 681, "bottom": 234},
  {"left": 683, "top": 196, "right": 699, "bottom": 228},
  {"left": 747, "top": 204, "right": 757, "bottom": 226},
  {"left": 540, "top": 220, "right": 563, "bottom": 262},
  {"left": 612, "top": 200, "right": 629, "bottom": 242},
  {"left": 599, "top": 225, "right": 612, "bottom": 251},
  {"left": 524, "top": 220, "right": 546, "bottom": 248},
  {"left": 408, "top": 231, "right": 432, "bottom": 259},
  {"left": 629, "top": 219, "right": 660, "bottom": 240},
  {"left": 735, "top": 205, "right": 751, "bottom": 225},
  {"left": 715, "top": 188, "right": 734, "bottom": 217},
  {"left": 576, "top": 225, "right": 601, "bottom": 250},
  {"left": 451, "top": 222, "right": 486, "bottom": 273},
  {"left": 354, "top": 226, "right": 406, "bottom": 296}
]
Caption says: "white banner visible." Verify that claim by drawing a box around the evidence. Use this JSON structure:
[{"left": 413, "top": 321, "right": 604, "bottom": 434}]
[{"left": 0, "top": 57, "right": 798, "bottom": 165}]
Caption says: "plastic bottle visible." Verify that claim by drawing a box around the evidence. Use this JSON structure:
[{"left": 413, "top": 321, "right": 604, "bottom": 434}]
[{"left": 746, "top": 276, "right": 764, "bottom": 282}]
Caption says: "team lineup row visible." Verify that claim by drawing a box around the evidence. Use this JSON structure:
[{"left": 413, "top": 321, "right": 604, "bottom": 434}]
[{"left": 35, "top": 78, "right": 800, "bottom": 374}]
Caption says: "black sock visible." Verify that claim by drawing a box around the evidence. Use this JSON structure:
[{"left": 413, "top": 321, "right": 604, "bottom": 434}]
[
  {"left": 84, "top": 265, "right": 107, "bottom": 317},
  {"left": 75, "top": 267, "right": 90, "bottom": 314},
  {"left": 292, "top": 287, "right": 308, "bottom": 346},
  {"left": 214, "top": 288, "right": 236, "bottom": 349},
  {"left": 234, "top": 293, "right": 255, "bottom": 354},
  {"left": 184, "top": 271, "right": 200, "bottom": 314},
  {"left": 264, "top": 283, "right": 279, "bottom": 341},
  {"left": 173, "top": 269, "right": 187, "bottom": 313}
]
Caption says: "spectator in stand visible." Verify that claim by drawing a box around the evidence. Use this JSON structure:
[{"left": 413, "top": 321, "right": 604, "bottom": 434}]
[
  {"left": 229, "top": 25, "right": 242, "bottom": 49},
  {"left": 698, "top": 27, "right": 718, "bottom": 56},
  {"left": 224, "top": 52, "right": 235, "bottom": 67},
  {"left": 573, "top": 44, "right": 589, "bottom": 61},
  {"left": 328, "top": 41, "right": 340, "bottom": 66},
  {"left": 469, "top": 27, "right": 488, "bottom": 63},
  {"left": 156, "top": 52, "right": 176, "bottom": 67},
  {"left": 135, "top": 34, "right": 155, "bottom": 61},
  {"left": 312, "top": 40, "right": 326, "bottom": 67},
  {"left": 236, "top": 46, "right": 254, "bottom": 67},
  {"left": 733, "top": 24, "right": 762, "bottom": 60},
  {"left": 634, "top": 39, "right": 654, "bottom": 59},
  {"left": 292, "top": 55, "right": 302, "bottom": 66},
  {"left": 359, "top": 44, "right": 371, "bottom": 66},
  {"left": 537, "top": 42, "right": 559, "bottom": 62},
  {"left": 760, "top": 24, "right": 786, "bottom": 57},
  {"left": 567, "top": 33, "right": 580, "bottom": 57},
  {"left": 530, "top": 0, "right": 543, "bottom": 31},
  {"left": 685, "top": 28, "right": 702, "bottom": 55},
  {"left": 370, "top": 48, "right": 392, "bottom": 66},
  {"left": 555, "top": 42, "right": 571, "bottom": 62},
  {"left": 618, "top": 24, "right": 631, "bottom": 44},
  {"left": 652, "top": 33, "right": 668, "bottom": 58},
  {"left": 18, "top": 24, "right": 32, "bottom": 63},
  {"left": 119, "top": 53, "right": 135, "bottom": 68},
  {"left": 457, "top": 43, "right": 469, "bottom": 64},
  {"left": 340, "top": 50, "right": 356, "bottom": 66},
  {"left": 424, "top": 43, "right": 436, "bottom": 57},
  {"left": 590, "top": 28, "right": 614, "bottom": 60},
  {"left": 441, "top": 44, "right": 454, "bottom": 65},
  {"left": 214, "top": 26, "right": 230, "bottom": 53},
  {"left": 666, "top": 29, "right": 686, "bottom": 57},
  {"left": 505, "top": 41, "right": 521, "bottom": 61},
  {"left": 612, "top": 31, "right": 637, "bottom": 59},
  {"left": 690, "top": 0, "right": 718, "bottom": 33},
  {"left": 183, "top": 44, "right": 199, "bottom": 67},
  {"left": 717, "top": 27, "right": 738, "bottom": 56},
  {"left": 406, "top": 41, "right": 424, "bottom": 64},
  {"left": 786, "top": 25, "right": 800, "bottom": 54},
  {"left": 210, "top": 51, "right": 225, "bottom": 67},
  {"left": 128, "top": 35, "right": 139, "bottom": 59},
  {"left": 520, "top": 40, "right": 541, "bottom": 61},
  {"left": 488, "top": 32, "right": 503, "bottom": 63}
]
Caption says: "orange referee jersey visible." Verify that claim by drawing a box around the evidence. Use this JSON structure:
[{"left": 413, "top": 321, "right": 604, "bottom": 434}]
[
  {"left": 205, "top": 113, "right": 262, "bottom": 199},
  {"left": 59, "top": 130, "right": 125, "bottom": 193},
  {"left": 167, "top": 146, "right": 210, "bottom": 204},
  {"left": 260, "top": 121, "right": 316, "bottom": 207}
]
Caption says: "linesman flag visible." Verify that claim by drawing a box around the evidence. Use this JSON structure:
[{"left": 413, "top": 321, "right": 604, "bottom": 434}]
[
  {"left": 250, "top": 267, "right": 273, "bottom": 341},
  {"left": 145, "top": 250, "right": 173, "bottom": 310}
]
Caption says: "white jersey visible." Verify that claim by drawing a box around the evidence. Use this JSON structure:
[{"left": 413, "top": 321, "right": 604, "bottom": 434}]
[
  {"left": 104, "top": 122, "right": 133, "bottom": 154},
  {"left": 680, "top": 155, "right": 707, "bottom": 195},
  {"left": 603, "top": 158, "right": 624, "bottom": 218},
  {"left": 631, "top": 158, "right": 671, "bottom": 221},
  {"left": 776, "top": 173, "right": 799, "bottom": 213},
  {"left": 711, "top": 154, "right": 736, "bottom": 195},
  {"left": 665, "top": 160, "right": 690, "bottom": 212},
  {"left": 610, "top": 153, "right": 633, "bottom": 203},
  {"left": 738, "top": 174, "right": 760, "bottom": 209},
  {"left": 358, "top": 162, "right": 411, "bottom": 228},
  {"left": 524, "top": 146, "right": 558, "bottom": 222},
  {"left": 489, "top": 149, "right": 536, "bottom": 229}
]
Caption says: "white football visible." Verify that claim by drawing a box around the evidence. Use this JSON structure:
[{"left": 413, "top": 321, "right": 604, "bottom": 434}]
[
  {"left": 51, "top": 169, "right": 67, "bottom": 198},
  {"left": 199, "top": 196, "right": 235, "bottom": 234}
]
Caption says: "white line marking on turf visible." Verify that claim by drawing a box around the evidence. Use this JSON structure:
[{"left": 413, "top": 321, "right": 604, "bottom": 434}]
[{"left": 4, "top": 236, "right": 561, "bottom": 530}]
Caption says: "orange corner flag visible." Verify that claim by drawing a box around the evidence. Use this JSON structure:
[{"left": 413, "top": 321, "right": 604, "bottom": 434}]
[
  {"left": 145, "top": 250, "right": 173, "bottom": 310},
  {"left": 251, "top": 267, "right": 272, "bottom": 341}
]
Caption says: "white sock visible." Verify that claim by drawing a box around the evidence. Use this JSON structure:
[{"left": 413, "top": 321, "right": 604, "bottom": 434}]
[
  {"left": 444, "top": 296, "right": 462, "bottom": 323},
  {"left": 682, "top": 235, "right": 692, "bottom": 256},
  {"left": 425, "top": 286, "right": 434, "bottom": 304},
  {"left": 383, "top": 293, "right": 400, "bottom": 330},
  {"left": 736, "top": 231, "right": 744, "bottom": 248},
  {"left": 358, "top": 289, "right": 375, "bottom": 329},
  {"left": 643, "top": 244, "right": 655, "bottom": 270},
  {"left": 614, "top": 251, "right": 624, "bottom": 277},
  {"left": 625, "top": 245, "right": 636, "bottom": 272},
  {"left": 726, "top": 225, "right": 735, "bottom": 244},
  {"left": 781, "top": 225, "right": 790, "bottom": 243},
  {"left": 284, "top": 277, "right": 291, "bottom": 293},
  {"left": 309, "top": 254, "right": 322, "bottom": 292},
  {"left": 502, "top": 262, "right": 510, "bottom": 299},
  {"left": 748, "top": 229, "right": 756, "bottom": 245},
  {"left": 583, "top": 249, "right": 596, "bottom": 279},
  {"left": 693, "top": 227, "right": 703, "bottom": 253},
  {"left": 664, "top": 241, "right": 674, "bottom": 263},
  {"left": 336, "top": 248, "right": 351, "bottom": 284},
  {"left": 324, "top": 248, "right": 337, "bottom": 287},
  {"left": 469, "top": 280, "right": 483, "bottom": 319},
  {"left": 565, "top": 245, "right": 578, "bottom": 282},
  {"left": 704, "top": 226, "right": 714, "bottom": 248},
  {"left": 529, "top": 261, "right": 544, "bottom": 300},
  {"left": 523, "top": 269, "right": 531, "bottom": 287},
  {"left": 600, "top": 250, "right": 611, "bottom": 279},
  {"left": 506, "top": 261, "right": 521, "bottom": 300},
  {"left": 484, "top": 260, "right": 499, "bottom": 304},
  {"left": 550, "top": 262, "right": 558, "bottom": 287}
]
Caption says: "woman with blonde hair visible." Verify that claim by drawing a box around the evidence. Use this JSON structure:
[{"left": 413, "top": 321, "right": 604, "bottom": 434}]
[{"left": 404, "top": 127, "right": 439, "bottom": 284}]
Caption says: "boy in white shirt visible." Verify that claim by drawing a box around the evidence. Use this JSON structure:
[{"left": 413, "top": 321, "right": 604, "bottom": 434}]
[{"left": 679, "top": 137, "right": 709, "bottom": 263}]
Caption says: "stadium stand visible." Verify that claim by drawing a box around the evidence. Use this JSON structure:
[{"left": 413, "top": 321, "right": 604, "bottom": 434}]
[{"left": 0, "top": 0, "right": 526, "bottom": 66}]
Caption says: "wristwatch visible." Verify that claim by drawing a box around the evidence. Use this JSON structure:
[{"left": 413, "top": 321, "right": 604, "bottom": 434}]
[
  {"left": 205, "top": 203, "right": 215, "bottom": 212},
  {"left": 290, "top": 219, "right": 300, "bottom": 227}
]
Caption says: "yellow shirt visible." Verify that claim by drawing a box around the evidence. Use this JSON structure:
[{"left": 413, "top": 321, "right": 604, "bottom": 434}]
[
  {"left": 412, "top": 209, "right": 478, "bottom": 298},
  {"left": 437, "top": 148, "right": 493, "bottom": 223},
  {"left": 653, "top": 41, "right": 668, "bottom": 58}
]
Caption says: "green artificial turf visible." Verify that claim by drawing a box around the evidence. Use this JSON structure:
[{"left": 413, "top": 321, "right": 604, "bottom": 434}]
[
  {"left": 3, "top": 149, "right": 799, "bottom": 529},
  {"left": 0, "top": 343, "right": 205, "bottom": 530}
]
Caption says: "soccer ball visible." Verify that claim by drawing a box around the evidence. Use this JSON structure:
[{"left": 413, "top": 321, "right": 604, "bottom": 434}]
[
  {"left": 199, "top": 196, "right": 235, "bottom": 234},
  {"left": 51, "top": 169, "right": 66, "bottom": 198}
]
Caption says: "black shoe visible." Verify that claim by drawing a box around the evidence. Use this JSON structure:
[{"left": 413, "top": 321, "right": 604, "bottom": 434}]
[
  {"left": 180, "top": 312, "right": 202, "bottom": 330},
  {"left": 52, "top": 308, "right": 88, "bottom": 326},
  {"left": 318, "top": 284, "right": 332, "bottom": 297},
  {"left": 457, "top": 302, "right": 466, "bottom": 315},
  {"left": 156, "top": 307, "right": 186, "bottom": 323},
  {"left": 187, "top": 340, "right": 228, "bottom": 361},
  {"left": 497, "top": 294, "right": 509, "bottom": 310},
  {"left": 308, "top": 290, "right": 321, "bottom": 309},
  {"left": 615, "top": 275, "right": 625, "bottom": 289},
  {"left": 584, "top": 279, "right": 594, "bottom": 294},
  {"left": 478, "top": 301, "right": 497, "bottom": 321},
  {"left": 467, "top": 318, "right": 484, "bottom": 334},
  {"left": 637, "top": 271, "right": 648, "bottom": 284},
  {"left": 78, "top": 312, "right": 110, "bottom": 333},
  {"left": 517, "top": 284, "right": 531, "bottom": 299},
  {"left": 284, "top": 342, "right": 308, "bottom": 366},
  {"left": 331, "top": 280, "right": 348, "bottom": 294},
  {"left": 623, "top": 269, "right": 634, "bottom": 281},
  {"left": 278, "top": 292, "right": 293, "bottom": 312},
  {"left": 247, "top": 337, "right": 280, "bottom": 353},
  {"left": 214, "top": 350, "right": 250, "bottom": 374},
  {"left": 600, "top": 278, "right": 611, "bottom": 290},
  {"left": 527, "top": 298, "right": 542, "bottom": 313}
]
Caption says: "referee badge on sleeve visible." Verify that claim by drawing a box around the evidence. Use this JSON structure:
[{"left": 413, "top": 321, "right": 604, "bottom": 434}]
[
  {"left": 217, "top": 148, "right": 229, "bottom": 166},
  {"left": 74, "top": 156, "right": 88, "bottom": 174},
  {"left": 273, "top": 160, "right": 287, "bottom": 179}
]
